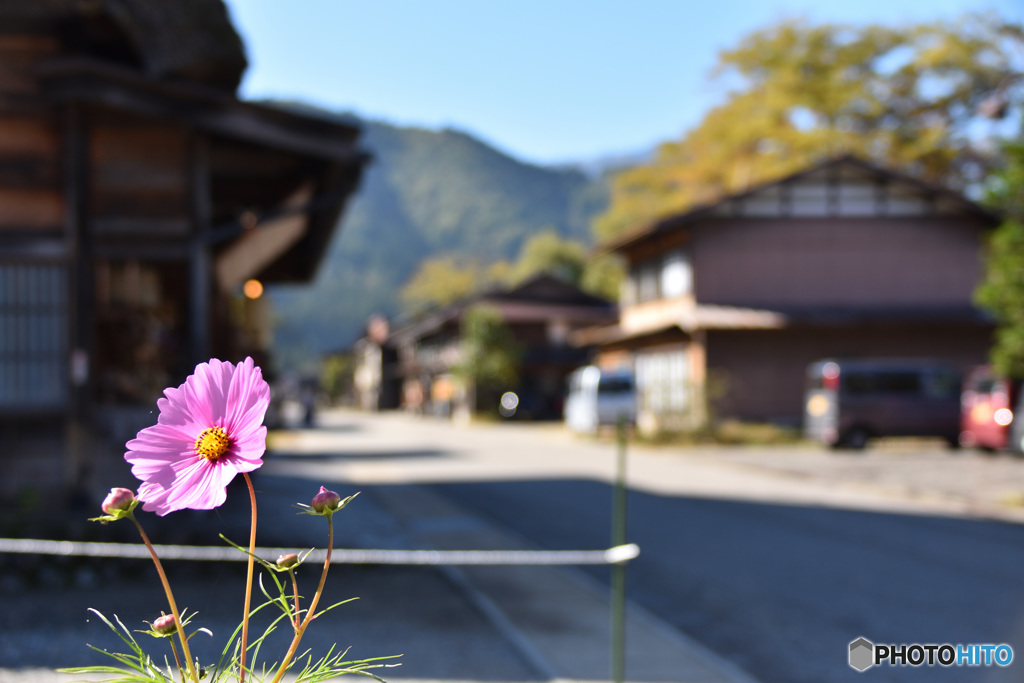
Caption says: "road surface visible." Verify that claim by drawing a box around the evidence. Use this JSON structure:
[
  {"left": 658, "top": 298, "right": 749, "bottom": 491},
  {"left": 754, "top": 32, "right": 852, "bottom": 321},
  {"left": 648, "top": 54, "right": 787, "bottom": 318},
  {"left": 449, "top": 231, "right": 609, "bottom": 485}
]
[{"left": 267, "top": 409, "right": 1024, "bottom": 682}]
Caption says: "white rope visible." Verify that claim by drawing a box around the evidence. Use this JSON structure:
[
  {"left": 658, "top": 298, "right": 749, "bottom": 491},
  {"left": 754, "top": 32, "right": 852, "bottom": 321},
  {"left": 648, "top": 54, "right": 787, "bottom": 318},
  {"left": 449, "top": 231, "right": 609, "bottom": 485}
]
[{"left": 0, "top": 538, "right": 640, "bottom": 566}]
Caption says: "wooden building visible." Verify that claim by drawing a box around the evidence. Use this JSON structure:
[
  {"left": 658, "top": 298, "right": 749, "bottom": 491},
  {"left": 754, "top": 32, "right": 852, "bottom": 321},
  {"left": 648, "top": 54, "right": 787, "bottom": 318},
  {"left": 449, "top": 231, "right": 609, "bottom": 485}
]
[
  {"left": 582, "top": 155, "right": 998, "bottom": 433},
  {"left": 385, "top": 275, "right": 617, "bottom": 419},
  {"left": 0, "top": 1, "right": 367, "bottom": 498}
]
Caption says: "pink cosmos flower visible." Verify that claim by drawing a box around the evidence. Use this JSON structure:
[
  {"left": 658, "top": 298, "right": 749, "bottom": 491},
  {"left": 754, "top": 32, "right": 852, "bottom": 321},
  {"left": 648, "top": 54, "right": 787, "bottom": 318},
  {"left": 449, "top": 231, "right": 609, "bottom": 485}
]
[{"left": 125, "top": 357, "right": 270, "bottom": 516}]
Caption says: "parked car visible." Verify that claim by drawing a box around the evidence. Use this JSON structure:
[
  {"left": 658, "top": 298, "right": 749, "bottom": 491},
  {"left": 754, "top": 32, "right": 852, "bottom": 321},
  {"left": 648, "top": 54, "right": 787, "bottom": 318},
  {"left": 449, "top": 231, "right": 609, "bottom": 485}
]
[
  {"left": 804, "top": 359, "right": 962, "bottom": 449},
  {"left": 564, "top": 365, "right": 636, "bottom": 435},
  {"left": 959, "top": 365, "right": 1021, "bottom": 451}
]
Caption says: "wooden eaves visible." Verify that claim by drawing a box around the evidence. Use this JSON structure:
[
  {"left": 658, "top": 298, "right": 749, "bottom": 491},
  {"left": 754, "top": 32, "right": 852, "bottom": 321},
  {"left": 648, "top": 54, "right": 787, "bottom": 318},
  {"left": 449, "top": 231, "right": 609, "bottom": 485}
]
[{"left": 597, "top": 153, "right": 1002, "bottom": 257}]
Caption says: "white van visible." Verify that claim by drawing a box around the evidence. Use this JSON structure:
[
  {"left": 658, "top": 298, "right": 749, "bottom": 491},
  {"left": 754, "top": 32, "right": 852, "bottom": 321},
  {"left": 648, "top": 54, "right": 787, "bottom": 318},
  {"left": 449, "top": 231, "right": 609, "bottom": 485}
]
[{"left": 564, "top": 365, "right": 636, "bottom": 435}]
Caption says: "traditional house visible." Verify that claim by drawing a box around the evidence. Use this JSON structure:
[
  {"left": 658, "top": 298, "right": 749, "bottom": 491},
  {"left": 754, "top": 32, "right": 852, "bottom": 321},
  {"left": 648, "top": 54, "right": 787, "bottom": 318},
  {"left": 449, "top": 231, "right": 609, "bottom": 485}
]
[
  {"left": 0, "top": 0, "right": 367, "bottom": 498},
  {"left": 386, "top": 274, "right": 617, "bottom": 419},
  {"left": 580, "top": 155, "right": 998, "bottom": 433}
]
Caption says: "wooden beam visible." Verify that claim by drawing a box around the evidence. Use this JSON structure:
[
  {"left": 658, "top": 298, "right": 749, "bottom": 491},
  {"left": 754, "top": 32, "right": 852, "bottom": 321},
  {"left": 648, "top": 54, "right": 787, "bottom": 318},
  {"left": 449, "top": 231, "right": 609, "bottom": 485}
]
[
  {"left": 0, "top": 158, "right": 58, "bottom": 186},
  {"left": 189, "top": 133, "right": 211, "bottom": 364},
  {"left": 62, "top": 103, "right": 91, "bottom": 420},
  {"left": 623, "top": 229, "right": 689, "bottom": 268},
  {"left": 39, "top": 60, "right": 365, "bottom": 163},
  {"left": 92, "top": 218, "right": 190, "bottom": 235},
  {"left": 92, "top": 243, "right": 190, "bottom": 260},
  {"left": 0, "top": 236, "right": 68, "bottom": 257}
]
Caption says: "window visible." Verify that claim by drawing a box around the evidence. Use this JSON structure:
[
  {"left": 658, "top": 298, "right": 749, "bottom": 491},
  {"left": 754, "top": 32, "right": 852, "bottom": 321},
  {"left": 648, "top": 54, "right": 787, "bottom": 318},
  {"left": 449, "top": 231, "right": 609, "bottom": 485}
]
[
  {"left": 0, "top": 263, "right": 68, "bottom": 411},
  {"left": 844, "top": 371, "right": 922, "bottom": 395},
  {"left": 925, "top": 371, "right": 961, "bottom": 399},
  {"left": 660, "top": 250, "right": 692, "bottom": 298},
  {"left": 628, "top": 250, "right": 692, "bottom": 304},
  {"left": 635, "top": 349, "right": 690, "bottom": 416},
  {"left": 637, "top": 262, "right": 659, "bottom": 302},
  {"left": 598, "top": 377, "right": 634, "bottom": 395}
]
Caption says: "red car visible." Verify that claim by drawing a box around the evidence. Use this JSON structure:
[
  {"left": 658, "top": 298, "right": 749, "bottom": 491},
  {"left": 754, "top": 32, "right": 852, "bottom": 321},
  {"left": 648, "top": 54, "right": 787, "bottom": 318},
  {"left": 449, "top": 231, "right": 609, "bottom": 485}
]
[{"left": 959, "top": 366, "right": 1020, "bottom": 450}]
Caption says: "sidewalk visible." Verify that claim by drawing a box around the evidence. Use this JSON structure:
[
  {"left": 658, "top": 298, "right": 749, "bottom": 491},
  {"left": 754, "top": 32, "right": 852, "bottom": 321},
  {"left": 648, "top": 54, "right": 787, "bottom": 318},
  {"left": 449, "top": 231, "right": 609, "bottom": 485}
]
[{"left": 705, "top": 443, "right": 1024, "bottom": 524}]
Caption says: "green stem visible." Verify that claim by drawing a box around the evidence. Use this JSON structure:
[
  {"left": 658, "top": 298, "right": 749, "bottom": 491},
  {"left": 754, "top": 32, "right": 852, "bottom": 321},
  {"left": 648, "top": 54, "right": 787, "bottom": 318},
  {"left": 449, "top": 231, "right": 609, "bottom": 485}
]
[
  {"left": 270, "top": 515, "right": 333, "bottom": 683},
  {"left": 131, "top": 517, "right": 199, "bottom": 683},
  {"left": 239, "top": 472, "right": 258, "bottom": 683}
]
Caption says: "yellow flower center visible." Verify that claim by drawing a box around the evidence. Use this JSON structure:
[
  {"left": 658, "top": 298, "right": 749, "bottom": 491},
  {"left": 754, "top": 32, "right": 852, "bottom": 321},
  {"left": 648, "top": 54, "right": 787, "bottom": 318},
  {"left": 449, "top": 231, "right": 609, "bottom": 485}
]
[{"left": 194, "top": 426, "right": 231, "bottom": 461}]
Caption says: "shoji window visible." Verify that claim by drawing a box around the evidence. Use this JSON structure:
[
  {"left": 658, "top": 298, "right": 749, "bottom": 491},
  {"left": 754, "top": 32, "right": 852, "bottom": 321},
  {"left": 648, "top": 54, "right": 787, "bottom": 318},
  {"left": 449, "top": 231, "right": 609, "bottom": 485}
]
[{"left": 0, "top": 263, "right": 68, "bottom": 411}]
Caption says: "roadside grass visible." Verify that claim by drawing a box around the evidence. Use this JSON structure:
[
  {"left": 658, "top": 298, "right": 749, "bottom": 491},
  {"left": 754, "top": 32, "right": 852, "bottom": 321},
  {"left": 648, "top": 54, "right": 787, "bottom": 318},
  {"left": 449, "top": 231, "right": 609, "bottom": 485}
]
[
  {"left": 584, "top": 419, "right": 806, "bottom": 448},
  {"left": 712, "top": 420, "right": 804, "bottom": 446}
]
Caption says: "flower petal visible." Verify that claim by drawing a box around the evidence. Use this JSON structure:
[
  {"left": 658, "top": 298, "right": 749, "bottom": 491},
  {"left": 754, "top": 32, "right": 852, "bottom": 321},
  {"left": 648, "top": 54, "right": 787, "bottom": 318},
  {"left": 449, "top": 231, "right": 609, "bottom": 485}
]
[
  {"left": 124, "top": 357, "right": 271, "bottom": 515},
  {"left": 227, "top": 425, "right": 268, "bottom": 467},
  {"left": 139, "top": 458, "right": 232, "bottom": 516},
  {"left": 225, "top": 358, "right": 270, "bottom": 436}
]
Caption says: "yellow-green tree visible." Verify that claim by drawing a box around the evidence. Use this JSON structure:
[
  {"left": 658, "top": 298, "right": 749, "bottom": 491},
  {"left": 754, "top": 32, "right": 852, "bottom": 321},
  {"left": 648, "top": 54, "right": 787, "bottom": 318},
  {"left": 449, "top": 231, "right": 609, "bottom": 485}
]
[
  {"left": 401, "top": 232, "right": 625, "bottom": 313},
  {"left": 508, "top": 230, "right": 624, "bottom": 300},
  {"left": 580, "top": 253, "right": 625, "bottom": 301},
  {"left": 596, "top": 14, "right": 1024, "bottom": 241},
  {"left": 508, "top": 229, "right": 586, "bottom": 284},
  {"left": 399, "top": 256, "right": 488, "bottom": 314}
]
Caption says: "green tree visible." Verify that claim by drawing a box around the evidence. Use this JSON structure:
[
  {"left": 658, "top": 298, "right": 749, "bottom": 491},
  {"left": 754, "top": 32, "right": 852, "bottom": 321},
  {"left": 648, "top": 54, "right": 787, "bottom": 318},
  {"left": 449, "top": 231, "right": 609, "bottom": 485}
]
[
  {"left": 596, "top": 14, "right": 1024, "bottom": 241},
  {"left": 320, "top": 353, "right": 354, "bottom": 404},
  {"left": 975, "top": 141, "right": 1024, "bottom": 378},
  {"left": 453, "top": 305, "right": 521, "bottom": 412}
]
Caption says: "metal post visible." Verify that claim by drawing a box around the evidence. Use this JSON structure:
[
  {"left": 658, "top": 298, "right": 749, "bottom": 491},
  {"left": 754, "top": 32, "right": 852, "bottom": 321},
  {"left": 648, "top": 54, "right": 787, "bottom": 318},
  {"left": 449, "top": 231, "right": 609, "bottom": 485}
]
[{"left": 611, "top": 414, "right": 628, "bottom": 683}]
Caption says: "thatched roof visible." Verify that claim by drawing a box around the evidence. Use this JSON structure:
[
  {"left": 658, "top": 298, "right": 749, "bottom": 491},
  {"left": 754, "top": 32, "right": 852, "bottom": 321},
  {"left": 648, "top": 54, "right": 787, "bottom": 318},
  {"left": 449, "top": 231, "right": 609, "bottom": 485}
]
[{"left": 0, "top": 0, "right": 247, "bottom": 91}]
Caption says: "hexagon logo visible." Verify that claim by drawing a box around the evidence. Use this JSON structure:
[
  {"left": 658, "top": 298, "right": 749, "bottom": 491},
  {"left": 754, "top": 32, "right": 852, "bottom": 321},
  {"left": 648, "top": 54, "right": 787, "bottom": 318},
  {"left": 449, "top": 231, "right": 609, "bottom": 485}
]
[{"left": 849, "top": 637, "right": 875, "bottom": 672}]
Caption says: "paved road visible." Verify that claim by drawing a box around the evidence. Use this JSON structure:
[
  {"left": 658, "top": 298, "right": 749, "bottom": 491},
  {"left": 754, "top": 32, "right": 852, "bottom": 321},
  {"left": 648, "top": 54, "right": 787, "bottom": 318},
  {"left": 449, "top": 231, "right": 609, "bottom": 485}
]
[
  {"left": 437, "top": 479, "right": 1024, "bottom": 683},
  {"left": 264, "top": 409, "right": 1024, "bottom": 683}
]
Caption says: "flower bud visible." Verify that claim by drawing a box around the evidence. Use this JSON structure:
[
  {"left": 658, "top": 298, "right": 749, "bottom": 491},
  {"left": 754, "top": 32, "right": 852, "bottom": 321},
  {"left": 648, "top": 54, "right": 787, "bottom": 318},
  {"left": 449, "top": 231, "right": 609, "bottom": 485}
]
[
  {"left": 152, "top": 614, "right": 177, "bottom": 635},
  {"left": 276, "top": 553, "right": 299, "bottom": 569},
  {"left": 311, "top": 486, "right": 341, "bottom": 513},
  {"left": 101, "top": 488, "right": 136, "bottom": 515}
]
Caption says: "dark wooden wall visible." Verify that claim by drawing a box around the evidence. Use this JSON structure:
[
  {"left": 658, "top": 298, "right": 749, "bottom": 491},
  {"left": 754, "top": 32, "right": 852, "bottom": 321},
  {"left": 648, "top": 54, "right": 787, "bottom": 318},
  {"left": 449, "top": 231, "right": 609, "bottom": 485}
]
[
  {"left": 692, "top": 216, "right": 987, "bottom": 310},
  {"left": 0, "top": 36, "right": 64, "bottom": 233}
]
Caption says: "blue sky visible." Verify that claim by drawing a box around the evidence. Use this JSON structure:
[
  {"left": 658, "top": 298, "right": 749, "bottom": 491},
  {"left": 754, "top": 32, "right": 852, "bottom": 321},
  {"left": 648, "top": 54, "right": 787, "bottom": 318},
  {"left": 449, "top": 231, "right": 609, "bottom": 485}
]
[{"left": 222, "top": 0, "right": 1024, "bottom": 166}]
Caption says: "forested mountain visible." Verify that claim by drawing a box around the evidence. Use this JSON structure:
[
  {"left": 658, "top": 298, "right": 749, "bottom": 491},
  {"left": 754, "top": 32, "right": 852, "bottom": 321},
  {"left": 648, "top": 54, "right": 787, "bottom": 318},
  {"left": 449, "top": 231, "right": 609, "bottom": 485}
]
[{"left": 266, "top": 111, "right": 609, "bottom": 370}]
